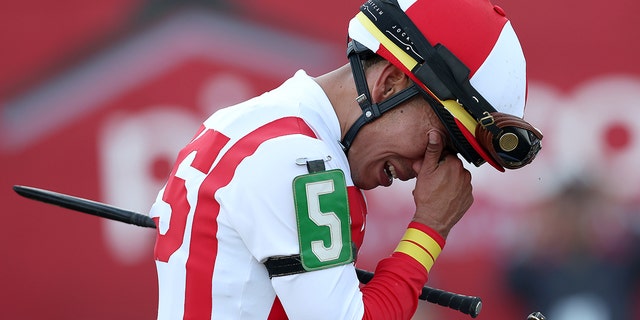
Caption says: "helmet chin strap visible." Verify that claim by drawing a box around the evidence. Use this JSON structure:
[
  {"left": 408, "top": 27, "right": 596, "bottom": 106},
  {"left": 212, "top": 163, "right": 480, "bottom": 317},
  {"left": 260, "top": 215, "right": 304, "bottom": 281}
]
[{"left": 340, "top": 40, "right": 421, "bottom": 154}]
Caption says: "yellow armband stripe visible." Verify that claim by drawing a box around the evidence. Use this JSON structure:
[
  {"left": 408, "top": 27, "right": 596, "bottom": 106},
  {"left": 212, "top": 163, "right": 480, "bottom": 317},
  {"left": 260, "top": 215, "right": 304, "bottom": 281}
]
[
  {"left": 395, "top": 240, "right": 436, "bottom": 272},
  {"left": 401, "top": 228, "right": 443, "bottom": 260},
  {"left": 394, "top": 227, "right": 444, "bottom": 272}
]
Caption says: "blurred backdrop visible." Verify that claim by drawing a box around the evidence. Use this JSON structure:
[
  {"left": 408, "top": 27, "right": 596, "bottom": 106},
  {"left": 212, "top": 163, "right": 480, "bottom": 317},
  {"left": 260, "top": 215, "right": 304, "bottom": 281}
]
[{"left": 2, "top": 0, "right": 639, "bottom": 319}]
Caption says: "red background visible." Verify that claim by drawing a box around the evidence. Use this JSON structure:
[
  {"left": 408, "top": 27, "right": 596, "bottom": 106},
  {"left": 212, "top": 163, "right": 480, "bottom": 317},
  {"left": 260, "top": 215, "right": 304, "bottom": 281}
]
[{"left": 2, "top": 1, "right": 639, "bottom": 319}]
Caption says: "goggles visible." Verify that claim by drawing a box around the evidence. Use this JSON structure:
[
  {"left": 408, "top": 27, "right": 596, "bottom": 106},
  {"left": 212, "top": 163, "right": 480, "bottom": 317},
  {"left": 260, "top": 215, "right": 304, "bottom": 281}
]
[{"left": 356, "top": 0, "right": 543, "bottom": 171}]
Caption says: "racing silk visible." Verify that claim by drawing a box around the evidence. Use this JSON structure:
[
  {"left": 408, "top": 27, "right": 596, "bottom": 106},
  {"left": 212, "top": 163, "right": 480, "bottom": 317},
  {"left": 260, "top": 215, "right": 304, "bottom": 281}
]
[{"left": 151, "top": 70, "right": 432, "bottom": 320}]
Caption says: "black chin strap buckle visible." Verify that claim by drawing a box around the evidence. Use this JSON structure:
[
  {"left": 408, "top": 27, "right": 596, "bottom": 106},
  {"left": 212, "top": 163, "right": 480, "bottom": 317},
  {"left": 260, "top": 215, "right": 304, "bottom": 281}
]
[{"left": 361, "top": 101, "right": 382, "bottom": 121}]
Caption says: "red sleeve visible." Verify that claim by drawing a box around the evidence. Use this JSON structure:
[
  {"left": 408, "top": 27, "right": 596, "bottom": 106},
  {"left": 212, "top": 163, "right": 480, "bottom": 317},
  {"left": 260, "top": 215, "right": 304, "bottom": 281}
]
[{"left": 360, "top": 222, "right": 445, "bottom": 320}]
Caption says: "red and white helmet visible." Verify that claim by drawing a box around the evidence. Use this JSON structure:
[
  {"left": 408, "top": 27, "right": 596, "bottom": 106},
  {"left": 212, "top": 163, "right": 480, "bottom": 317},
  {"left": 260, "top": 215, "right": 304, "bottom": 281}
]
[{"left": 343, "top": 0, "right": 542, "bottom": 171}]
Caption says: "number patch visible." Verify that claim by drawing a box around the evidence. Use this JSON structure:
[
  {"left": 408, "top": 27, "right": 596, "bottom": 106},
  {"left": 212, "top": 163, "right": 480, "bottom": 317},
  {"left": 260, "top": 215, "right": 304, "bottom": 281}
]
[{"left": 293, "top": 170, "right": 352, "bottom": 271}]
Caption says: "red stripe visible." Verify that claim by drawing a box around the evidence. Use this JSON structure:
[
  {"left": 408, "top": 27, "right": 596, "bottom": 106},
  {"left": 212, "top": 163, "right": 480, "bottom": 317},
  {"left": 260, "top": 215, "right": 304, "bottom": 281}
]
[
  {"left": 183, "top": 116, "right": 316, "bottom": 319},
  {"left": 347, "top": 187, "right": 367, "bottom": 249},
  {"left": 154, "top": 128, "right": 230, "bottom": 262},
  {"left": 267, "top": 297, "right": 287, "bottom": 320},
  {"left": 404, "top": 0, "right": 507, "bottom": 77}
]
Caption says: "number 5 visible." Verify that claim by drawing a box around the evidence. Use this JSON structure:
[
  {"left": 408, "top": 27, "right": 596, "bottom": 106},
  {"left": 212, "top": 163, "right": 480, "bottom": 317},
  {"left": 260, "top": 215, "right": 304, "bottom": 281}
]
[{"left": 293, "top": 170, "right": 353, "bottom": 271}]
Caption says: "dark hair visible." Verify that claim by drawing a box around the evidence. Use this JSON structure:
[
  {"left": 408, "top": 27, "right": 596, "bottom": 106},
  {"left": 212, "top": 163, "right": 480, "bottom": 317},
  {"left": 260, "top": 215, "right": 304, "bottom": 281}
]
[{"left": 362, "top": 54, "right": 385, "bottom": 70}]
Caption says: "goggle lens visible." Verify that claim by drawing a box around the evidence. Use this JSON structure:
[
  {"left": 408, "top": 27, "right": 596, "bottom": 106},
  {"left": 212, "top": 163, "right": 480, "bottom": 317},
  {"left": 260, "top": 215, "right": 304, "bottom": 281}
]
[{"left": 475, "top": 112, "right": 544, "bottom": 170}]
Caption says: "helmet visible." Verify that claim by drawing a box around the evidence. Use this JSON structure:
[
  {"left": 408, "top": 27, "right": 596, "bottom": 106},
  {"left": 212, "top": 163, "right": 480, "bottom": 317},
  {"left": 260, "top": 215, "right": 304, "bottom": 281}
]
[{"left": 342, "top": 0, "right": 543, "bottom": 171}]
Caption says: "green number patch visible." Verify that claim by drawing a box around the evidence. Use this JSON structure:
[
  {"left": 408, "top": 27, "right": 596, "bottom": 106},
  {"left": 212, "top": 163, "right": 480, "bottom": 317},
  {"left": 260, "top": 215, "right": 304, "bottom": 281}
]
[{"left": 293, "top": 169, "right": 352, "bottom": 271}]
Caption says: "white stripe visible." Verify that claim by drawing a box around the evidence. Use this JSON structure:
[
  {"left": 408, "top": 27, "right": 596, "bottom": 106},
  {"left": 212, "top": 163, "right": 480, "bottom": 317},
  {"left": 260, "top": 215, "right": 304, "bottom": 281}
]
[
  {"left": 211, "top": 215, "right": 277, "bottom": 319},
  {"left": 155, "top": 258, "right": 187, "bottom": 319},
  {"left": 470, "top": 21, "right": 527, "bottom": 117},
  {"left": 348, "top": 16, "right": 381, "bottom": 52}
]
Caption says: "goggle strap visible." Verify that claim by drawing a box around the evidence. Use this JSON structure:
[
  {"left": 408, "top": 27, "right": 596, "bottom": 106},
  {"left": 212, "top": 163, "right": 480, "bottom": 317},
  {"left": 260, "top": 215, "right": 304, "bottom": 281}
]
[{"left": 422, "top": 93, "right": 485, "bottom": 167}]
